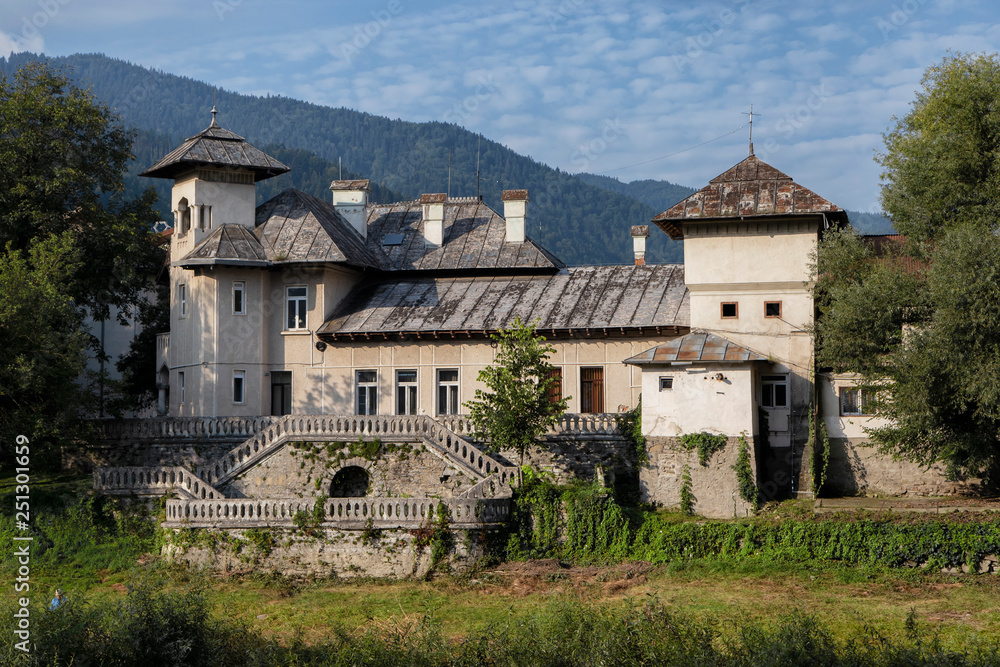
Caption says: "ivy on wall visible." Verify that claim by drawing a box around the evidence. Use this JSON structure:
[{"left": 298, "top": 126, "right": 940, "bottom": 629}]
[
  {"left": 733, "top": 431, "right": 759, "bottom": 509},
  {"left": 678, "top": 432, "right": 729, "bottom": 466}
]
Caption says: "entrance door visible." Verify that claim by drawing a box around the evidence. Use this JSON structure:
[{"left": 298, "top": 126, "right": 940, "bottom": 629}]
[
  {"left": 580, "top": 367, "right": 604, "bottom": 413},
  {"left": 271, "top": 371, "right": 292, "bottom": 416}
]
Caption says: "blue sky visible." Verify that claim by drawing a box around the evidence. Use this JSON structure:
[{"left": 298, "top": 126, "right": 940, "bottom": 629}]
[{"left": 2, "top": 0, "right": 999, "bottom": 212}]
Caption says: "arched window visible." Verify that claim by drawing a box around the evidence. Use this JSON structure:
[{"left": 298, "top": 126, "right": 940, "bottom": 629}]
[{"left": 329, "top": 466, "right": 369, "bottom": 498}]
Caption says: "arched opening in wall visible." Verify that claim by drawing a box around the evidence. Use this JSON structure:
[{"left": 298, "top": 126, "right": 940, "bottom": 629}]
[
  {"left": 177, "top": 197, "right": 190, "bottom": 234},
  {"left": 329, "top": 466, "right": 369, "bottom": 498}
]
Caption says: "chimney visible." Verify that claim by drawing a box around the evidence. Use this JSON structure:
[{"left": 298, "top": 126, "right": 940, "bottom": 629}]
[
  {"left": 330, "top": 179, "right": 371, "bottom": 238},
  {"left": 631, "top": 225, "right": 650, "bottom": 266},
  {"left": 501, "top": 190, "right": 529, "bottom": 244},
  {"left": 420, "top": 193, "right": 447, "bottom": 247}
]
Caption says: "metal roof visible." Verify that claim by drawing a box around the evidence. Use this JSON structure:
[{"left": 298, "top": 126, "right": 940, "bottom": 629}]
[
  {"left": 364, "top": 198, "right": 564, "bottom": 272},
  {"left": 652, "top": 155, "right": 848, "bottom": 239},
  {"left": 623, "top": 332, "right": 765, "bottom": 365},
  {"left": 140, "top": 111, "right": 289, "bottom": 182},
  {"left": 179, "top": 189, "right": 383, "bottom": 269},
  {"left": 318, "top": 264, "right": 688, "bottom": 339}
]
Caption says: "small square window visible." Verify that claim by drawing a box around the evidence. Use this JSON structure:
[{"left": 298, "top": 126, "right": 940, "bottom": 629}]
[
  {"left": 765, "top": 301, "right": 782, "bottom": 318},
  {"left": 840, "top": 387, "right": 876, "bottom": 416},
  {"left": 659, "top": 376, "right": 673, "bottom": 391},
  {"left": 721, "top": 302, "right": 738, "bottom": 319}
]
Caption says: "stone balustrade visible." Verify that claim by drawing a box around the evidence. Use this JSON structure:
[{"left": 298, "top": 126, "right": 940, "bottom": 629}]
[
  {"left": 460, "top": 466, "right": 520, "bottom": 499},
  {"left": 550, "top": 413, "right": 621, "bottom": 435},
  {"left": 96, "top": 416, "right": 275, "bottom": 441},
  {"left": 200, "top": 414, "right": 506, "bottom": 488},
  {"left": 163, "top": 496, "right": 510, "bottom": 528},
  {"left": 94, "top": 466, "right": 222, "bottom": 500}
]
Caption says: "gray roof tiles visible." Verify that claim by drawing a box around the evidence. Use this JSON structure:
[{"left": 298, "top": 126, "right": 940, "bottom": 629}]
[
  {"left": 318, "top": 265, "right": 688, "bottom": 338},
  {"left": 141, "top": 116, "right": 289, "bottom": 182}
]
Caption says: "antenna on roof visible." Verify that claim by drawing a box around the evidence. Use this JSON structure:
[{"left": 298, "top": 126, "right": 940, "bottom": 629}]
[
  {"left": 447, "top": 147, "right": 452, "bottom": 198},
  {"left": 741, "top": 104, "right": 760, "bottom": 156},
  {"left": 339, "top": 156, "right": 342, "bottom": 180},
  {"left": 475, "top": 135, "right": 481, "bottom": 200}
]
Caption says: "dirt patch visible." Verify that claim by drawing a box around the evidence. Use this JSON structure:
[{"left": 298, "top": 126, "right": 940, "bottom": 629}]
[{"left": 487, "top": 560, "right": 654, "bottom": 597}]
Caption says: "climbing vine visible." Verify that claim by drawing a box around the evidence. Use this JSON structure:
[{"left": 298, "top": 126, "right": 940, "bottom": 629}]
[
  {"left": 809, "top": 396, "right": 831, "bottom": 496},
  {"left": 411, "top": 502, "right": 453, "bottom": 568},
  {"left": 679, "top": 465, "right": 695, "bottom": 514},
  {"left": 615, "top": 397, "right": 647, "bottom": 464},
  {"left": 679, "top": 432, "right": 729, "bottom": 466},
  {"left": 732, "top": 431, "right": 759, "bottom": 509}
]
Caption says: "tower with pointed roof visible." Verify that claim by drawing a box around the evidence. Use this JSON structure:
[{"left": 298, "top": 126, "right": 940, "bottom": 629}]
[{"left": 642, "top": 152, "right": 848, "bottom": 500}]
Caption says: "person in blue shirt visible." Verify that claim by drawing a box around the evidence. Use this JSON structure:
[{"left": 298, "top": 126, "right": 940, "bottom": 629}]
[{"left": 48, "top": 589, "right": 64, "bottom": 610}]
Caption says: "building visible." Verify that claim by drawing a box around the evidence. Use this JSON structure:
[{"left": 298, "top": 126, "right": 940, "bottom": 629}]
[{"left": 144, "top": 111, "right": 687, "bottom": 424}]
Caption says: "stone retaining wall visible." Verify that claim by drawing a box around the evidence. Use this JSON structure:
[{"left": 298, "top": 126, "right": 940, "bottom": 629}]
[
  {"left": 824, "top": 438, "right": 979, "bottom": 497},
  {"left": 164, "top": 526, "right": 491, "bottom": 578}
]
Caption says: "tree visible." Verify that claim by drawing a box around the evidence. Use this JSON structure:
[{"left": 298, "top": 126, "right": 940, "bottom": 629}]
[
  {"left": 464, "top": 319, "right": 569, "bottom": 466},
  {"left": 0, "top": 62, "right": 161, "bottom": 456},
  {"left": 816, "top": 53, "right": 1000, "bottom": 483}
]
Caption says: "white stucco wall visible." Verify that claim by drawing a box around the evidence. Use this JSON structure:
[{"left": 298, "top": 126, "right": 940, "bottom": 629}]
[{"left": 640, "top": 363, "right": 757, "bottom": 438}]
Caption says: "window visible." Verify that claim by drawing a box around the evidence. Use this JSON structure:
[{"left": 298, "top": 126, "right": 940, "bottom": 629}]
[
  {"left": 721, "top": 302, "right": 738, "bottom": 319},
  {"left": 200, "top": 205, "right": 212, "bottom": 230},
  {"left": 580, "top": 367, "right": 605, "bottom": 413},
  {"left": 286, "top": 286, "right": 307, "bottom": 330},
  {"left": 545, "top": 367, "right": 563, "bottom": 405},
  {"left": 178, "top": 371, "right": 185, "bottom": 404},
  {"left": 659, "top": 376, "right": 674, "bottom": 391},
  {"left": 233, "top": 281, "right": 245, "bottom": 315},
  {"left": 840, "top": 387, "right": 876, "bottom": 416},
  {"left": 761, "top": 374, "right": 788, "bottom": 408},
  {"left": 396, "top": 370, "right": 417, "bottom": 415},
  {"left": 178, "top": 283, "right": 187, "bottom": 318},
  {"left": 356, "top": 370, "right": 377, "bottom": 415},
  {"left": 233, "top": 370, "right": 245, "bottom": 404},
  {"left": 271, "top": 371, "right": 292, "bottom": 416},
  {"left": 437, "top": 369, "right": 459, "bottom": 415},
  {"left": 765, "top": 301, "right": 782, "bottom": 318}
]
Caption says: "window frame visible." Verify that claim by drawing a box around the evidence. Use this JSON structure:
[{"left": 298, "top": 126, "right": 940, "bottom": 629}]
[
  {"left": 396, "top": 369, "right": 418, "bottom": 415},
  {"left": 436, "top": 369, "right": 460, "bottom": 416},
  {"left": 285, "top": 285, "right": 308, "bottom": 331},
  {"left": 721, "top": 302, "right": 739, "bottom": 319},
  {"left": 760, "top": 374, "right": 788, "bottom": 409},
  {"left": 178, "top": 371, "right": 185, "bottom": 405},
  {"left": 839, "top": 386, "right": 876, "bottom": 416},
  {"left": 178, "top": 283, "right": 187, "bottom": 319},
  {"left": 356, "top": 370, "right": 378, "bottom": 415},
  {"left": 764, "top": 301, "right": 782, "bottom": 318},
  {"left": 233, "top": 281, "right": 245, "bottom": 315},
  {"left": 580, "top": 366, "right": 605, "bottom": 414},
  {"left": 659, "top": 376, "right": 674, "bottom": 391},
  {"left": 233, "top": 370, "right": 246, "bottom": 405}
]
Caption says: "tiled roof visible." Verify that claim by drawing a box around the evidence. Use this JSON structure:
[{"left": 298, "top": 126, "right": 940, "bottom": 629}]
[
  {"left": 318, "top": 264, "right": 688, "bottom": 339},
  {"left": 329, "top": 179, "right": 370, "bottom": 191},
  {"left": 181, "top": 224, "right": 268, "bottom": 265},
  {"left": 624, "top": 332, "right": 765, "bottom": 365},
  {"left": 252, "top": 189, "right": 383, "bottom": 267},
  {"left": 179, "top": 189, "right": 383, "bottom": 269},
  {"left": 652, "top": 155, "right": 848, "bottom": 239},
  {"left": 141, "top": 113, "right": 289, "bottom": 182},
  {"left": 365, "top": 198, "right": 564, "bottom": 272}
]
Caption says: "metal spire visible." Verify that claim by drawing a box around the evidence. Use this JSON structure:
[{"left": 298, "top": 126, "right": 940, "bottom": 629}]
[{"left": 742, "top": 104, "right": 760, "bottom": 156}]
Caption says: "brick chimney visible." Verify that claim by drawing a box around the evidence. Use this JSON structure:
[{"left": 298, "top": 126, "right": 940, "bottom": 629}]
[
  {"left": 420, "top": 193, "right": 447, "bottom": 247},
  {"left": 631, "top": 225, "right": 650, "bottom": 266},
  {"left": 501, "top": 190, "right": 529, "bottom": 244},
  {"left": 330, "top": 179, "right": 371, "bottom": 239}
]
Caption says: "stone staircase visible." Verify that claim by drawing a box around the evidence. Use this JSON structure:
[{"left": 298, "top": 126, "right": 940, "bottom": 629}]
[{"left": 95, "top": 414, "right": 517, "bottom": 502}]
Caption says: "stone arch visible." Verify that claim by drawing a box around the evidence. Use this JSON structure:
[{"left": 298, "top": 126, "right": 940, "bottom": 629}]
[{"left": 329, "top": 466, "right": 370, "bottom": 498}]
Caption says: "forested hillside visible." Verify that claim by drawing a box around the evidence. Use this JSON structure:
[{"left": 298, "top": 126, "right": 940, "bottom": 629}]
[{"left": 0, "top": 53, "right": 684, "bottom": 266}]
